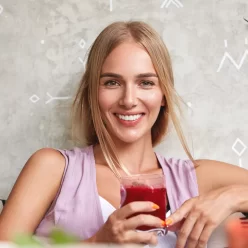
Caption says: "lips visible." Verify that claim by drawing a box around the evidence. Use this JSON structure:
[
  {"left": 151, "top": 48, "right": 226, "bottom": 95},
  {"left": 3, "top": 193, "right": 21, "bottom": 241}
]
[{"left": 113, "top": 113, "right": 144, "bottom": 127}]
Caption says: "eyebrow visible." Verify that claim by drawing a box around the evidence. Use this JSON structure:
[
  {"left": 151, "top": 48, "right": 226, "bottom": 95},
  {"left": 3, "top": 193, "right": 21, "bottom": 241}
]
[{"left": 100, "top": 72, "right": 158, "bottom": 79}]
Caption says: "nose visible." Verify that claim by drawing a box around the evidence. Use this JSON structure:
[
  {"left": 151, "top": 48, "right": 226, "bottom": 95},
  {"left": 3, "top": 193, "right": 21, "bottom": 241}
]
[{"left": 119, "top": 84, "right": 137, "bottom": 109}]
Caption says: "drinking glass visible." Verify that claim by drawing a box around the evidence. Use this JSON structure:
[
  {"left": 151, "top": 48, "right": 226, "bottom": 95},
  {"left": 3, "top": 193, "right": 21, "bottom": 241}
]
[{"left": 120, "top": 174, "right": 168, "bottom": 236}]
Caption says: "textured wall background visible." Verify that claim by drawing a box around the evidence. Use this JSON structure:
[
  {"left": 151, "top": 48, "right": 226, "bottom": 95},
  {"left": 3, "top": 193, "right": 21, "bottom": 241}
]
[{"left": 0, "top": 0, "right": 248, "bottom": 202}]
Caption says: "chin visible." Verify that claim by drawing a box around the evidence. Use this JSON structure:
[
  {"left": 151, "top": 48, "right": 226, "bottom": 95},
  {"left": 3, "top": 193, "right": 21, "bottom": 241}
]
[
  {"left": 107, "top": 126, "right": 151, "bottom": 144},
  {"left": 114, "top": 133, "right": 146, "bottom": 144}
]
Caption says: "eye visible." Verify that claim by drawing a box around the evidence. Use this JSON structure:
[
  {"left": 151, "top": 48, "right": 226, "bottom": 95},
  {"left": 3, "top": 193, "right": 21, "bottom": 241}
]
[
  {"left": 103, "top": 80, "right": 120, "bottom": 87},
  {"left": 140, "top": 81, "right": 155, "bottom": 87}
]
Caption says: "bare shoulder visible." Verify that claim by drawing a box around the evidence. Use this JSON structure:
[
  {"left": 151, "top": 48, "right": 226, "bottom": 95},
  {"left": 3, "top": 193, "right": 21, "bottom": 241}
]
[
  {"left": 195, "top": 159, "right": 248, "bottom": 195},
  {"left": 0, "top": 148, "right": 66, "bottom": 241},
  {"left": 24, "top": 148, "right": 66, "bottom": 174}
]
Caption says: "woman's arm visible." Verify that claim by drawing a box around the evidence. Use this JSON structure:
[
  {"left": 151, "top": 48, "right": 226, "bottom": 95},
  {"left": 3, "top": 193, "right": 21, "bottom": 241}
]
[
  {"left": 195, "top": 159, "right": 248, "bottom": 194},
  {"left": 0, "top": 148, "right": 66, "bottom": 241}
]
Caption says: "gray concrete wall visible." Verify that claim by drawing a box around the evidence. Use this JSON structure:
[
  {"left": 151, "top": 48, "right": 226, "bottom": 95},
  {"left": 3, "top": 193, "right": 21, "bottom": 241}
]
[{"left": 0, "top": 0, "right": 248, "bottom": 199}]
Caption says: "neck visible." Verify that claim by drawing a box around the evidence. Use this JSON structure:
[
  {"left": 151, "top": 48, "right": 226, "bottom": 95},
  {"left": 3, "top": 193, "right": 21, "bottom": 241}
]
[
  {"left": 115, "top": 139, "right": 157, "bottom": 174},
  {"left": 94, "top": 134, "right": 160, "bottom": 175}
]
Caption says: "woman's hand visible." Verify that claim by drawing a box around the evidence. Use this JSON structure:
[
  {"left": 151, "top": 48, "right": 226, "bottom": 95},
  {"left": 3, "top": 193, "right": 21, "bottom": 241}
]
[
  {"left": 166, "top": 186, "right": 237, "bottom": 248},
  {"left": 90, "top": 201, "right": 166, "bottom": 245}
]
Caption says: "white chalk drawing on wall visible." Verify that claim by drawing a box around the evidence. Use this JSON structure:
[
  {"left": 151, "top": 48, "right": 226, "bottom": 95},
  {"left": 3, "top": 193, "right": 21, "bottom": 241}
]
[
  {"left": 110, "top": 0, "right": 113, "bottom": 11},
  {"left": 187, "top": 102, "right": 193, "bottom": 116},
  {"left": 29, "top": 93, "right": 71, "bottom": 104},
  {"left": 160, "top": 0, "right": 183, "bottom": 8},
  {"left": 45, "top": 92, "right": 71, "bottom": 104},
  {"left": 239, "top": 159, "right": 243, "bottom": 168},
  {"left": 78, "top": 39, "right": 86, "bottom": 69},
  {"left": 29, "top": 95, "right": 40, "bottom": 103},
  {"left": 78, "top": 57, "right": 86, "bottom": 70},
  {"left": 217, "top": 38, "right": 248, "bottom": 72},
  {"left": 0, "top": 5, "right": 3, "bottom": 15},
  {"left": 232, "top": 138, "right": 247, "bottom": 168},
  {"left": 79, "top": 39, "right": 86, "bottom": 49},
  {"left": 78, "top": 57, "right": 84, "bottom": 64},
  {"left": 40, "top": 40, "right": 45, "bottom": 45}
]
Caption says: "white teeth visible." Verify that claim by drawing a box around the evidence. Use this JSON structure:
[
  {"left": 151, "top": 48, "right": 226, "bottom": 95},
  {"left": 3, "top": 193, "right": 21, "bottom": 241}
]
[{"left": 116, "top": 114, "right": 142, "bottom": 121}]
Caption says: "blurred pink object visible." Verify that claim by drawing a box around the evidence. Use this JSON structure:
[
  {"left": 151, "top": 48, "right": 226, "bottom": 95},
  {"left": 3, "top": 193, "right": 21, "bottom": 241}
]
[{"left": 226, "top": 217, "right": 248, "bottom": 248}]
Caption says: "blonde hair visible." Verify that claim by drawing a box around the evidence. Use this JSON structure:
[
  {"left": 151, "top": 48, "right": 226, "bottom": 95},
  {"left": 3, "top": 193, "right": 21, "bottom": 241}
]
[{"left": 71, "top": 20, "right": 196, "bottom": 178}]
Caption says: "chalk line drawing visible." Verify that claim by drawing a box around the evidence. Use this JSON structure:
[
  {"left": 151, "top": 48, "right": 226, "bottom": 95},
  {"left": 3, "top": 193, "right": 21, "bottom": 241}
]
[
  {"left": 0, "top": 5, "right": 3, "bottom": 15},
  {"left": 110, "top": 0, "right": 113, "bottom": 11},
  {"left": 29, "top": 95, "right": 40, "bottom": 103},
  {"left": 78, "top": 57, "right": 86, "bottom": 70},
  {"left": 187, "top": 102, "right": 193, "bottom": 115},
  {"left": 45, "top": 92, "right": 71, "bottom": 104},
  {"left": 187, "top": 102, "right": 192, "bottom": 108},
  {"left": 217, "top": 38, "right": 248, "bottom": 72},
  {"left": 232, "top": 138, "right": 247, "bottom": 157},
  {"left": 79, "top": 39, "right": 86, "bottom": 49},
  {"left": 161, "top": 0, "right": 183, "bottom": 8},
  {"left": 232, "top": 138, "right": 247, "bottom": 168},
  {"left": 78, "top": 57, "right": 84, "bottom": 64},
  {"left": 40, "top": 40, "right": 45, "bottom": 44},
  {"left": 239, "top": 158, "right": 243, "bottom": 168},
  {"left": 224, "top": 39, "right": 228, "bottom": 48}
]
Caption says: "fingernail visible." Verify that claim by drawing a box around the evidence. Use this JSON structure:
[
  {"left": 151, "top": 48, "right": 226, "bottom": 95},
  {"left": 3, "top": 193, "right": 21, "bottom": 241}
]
[
  {"left": 161, "top": 220, "right": 166, "bottom": 227},
  {"left": 165, "top": 218, "right": 173, "bottom": 226},
  {"left": 152, "top": 204, "right": 160, "bottom": 210}
]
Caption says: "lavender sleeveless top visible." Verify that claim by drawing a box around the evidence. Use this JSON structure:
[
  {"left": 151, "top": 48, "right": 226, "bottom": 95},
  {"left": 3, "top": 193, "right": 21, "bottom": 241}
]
[{"left": 35, "top": 145, "right": 199, "bottom": 240}]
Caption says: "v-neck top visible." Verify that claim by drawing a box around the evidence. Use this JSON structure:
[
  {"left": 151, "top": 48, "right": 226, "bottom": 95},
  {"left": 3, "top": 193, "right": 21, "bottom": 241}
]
[{"left": 34, "top": 145, "right": 199, "bottom": 244}]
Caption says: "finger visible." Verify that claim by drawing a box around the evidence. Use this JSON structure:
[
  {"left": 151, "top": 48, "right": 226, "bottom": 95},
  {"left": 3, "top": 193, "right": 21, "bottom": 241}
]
[
  {"left": 167, "top": 218, "right": 185, "bottom": 232},
  {"left": 176, "top": 212, "right": 199, "bottom": 248},
  {"left": 196, "top": 225, "right": 214, "bottom": 248},
  {"left": 186, "top": 220, "right": 205, "bottom": 248},
  {"left": 116, "top": 201, "right": 159, "bottom": 220},
  {"left": 126, "top": 230, "right": 158, "bottom": 245},
  {"left": 124, "top": 214, "right": 165, "bottom": 230},
  {"left": 166, "top": 198, "right": 196, "bottom": 227}
]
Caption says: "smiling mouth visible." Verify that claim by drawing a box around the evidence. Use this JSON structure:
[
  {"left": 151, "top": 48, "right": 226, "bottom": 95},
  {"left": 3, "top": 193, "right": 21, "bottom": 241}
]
[{"left": 114, "top": 113, "right": 145, "bottom": 121}]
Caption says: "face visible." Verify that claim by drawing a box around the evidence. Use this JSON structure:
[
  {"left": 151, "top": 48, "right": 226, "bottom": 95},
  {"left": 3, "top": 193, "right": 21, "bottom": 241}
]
[{"left": 98, "top": 41, "right": 165, "bottom": 144}]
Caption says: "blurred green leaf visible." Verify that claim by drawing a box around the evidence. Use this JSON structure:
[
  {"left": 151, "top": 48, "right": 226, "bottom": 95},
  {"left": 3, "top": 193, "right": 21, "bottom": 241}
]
[
  {"left": 13, "top": 227, "right": 79, "bottom": 246},
  {"left": 13, "top": 234, "right": 42, "bottom": 246},
  {"left": 49, "top": 229, "right": 79, "bottom": 244}
]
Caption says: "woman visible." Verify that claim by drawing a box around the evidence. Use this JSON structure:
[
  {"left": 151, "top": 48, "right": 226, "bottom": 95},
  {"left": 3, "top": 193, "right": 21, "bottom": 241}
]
[{"left": 0, "top": 21, "right": 248, "bottom": 248}]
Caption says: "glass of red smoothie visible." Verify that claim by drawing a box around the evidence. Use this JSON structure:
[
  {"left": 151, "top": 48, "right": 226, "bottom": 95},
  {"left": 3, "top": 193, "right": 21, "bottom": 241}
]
[{"left": 120, "top": 174, "right": 168, "bottom": 236}]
